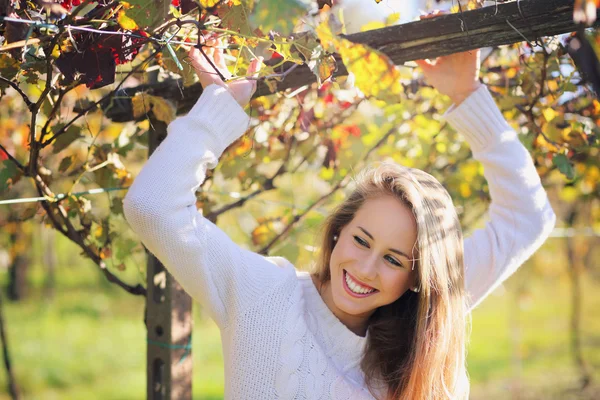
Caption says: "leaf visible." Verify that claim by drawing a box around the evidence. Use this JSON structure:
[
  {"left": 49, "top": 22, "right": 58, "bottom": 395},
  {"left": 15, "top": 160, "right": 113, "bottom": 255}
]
[
  {"left": 199, "top": 0, "right": 221, "bottom": 6},
  {"left": 149, "top": 97, "right": 177, "bottom": 124},
  {"left": 58, "top": 155, "right": 74, "bottom": 173},
  {"left": 316, "top": 19, "right": 403, "bottom": 102},
  {"left": 291, "top": 31, "right": 319, "bottom": 62},
  {"left": 117, "top": 10, "right": 139, "bottom": 30},
  {"left": 553, "top": 153, "right": 575, "bottom": 180},
  {"left": 217, "top": 1, "right": 256, "bottom": 38},
  {"left": 116, "top": 238, "right": 138, "bottom": 260},
  {"left": 131, "top": 93, "right": 177, "bottom": 123},
  {"left": 250, "top": 0, "right": 310, "bottom": 35},
  {"left": 0, "top": 54, "right": 20, "bottom": 91},
  {"left": 161, "top": 46, "right": 198, "bottom": 86},
  {"left": 51, "top": 125, "right": 82, "bottom": 154},
  {"left": 122, "top": 0, "right": 170, "bottom": 30},
  {"left": 0, "top": 160, "right": 20, "bottom": 192},
  {"left": 542, "top": 108, "right": 557, "bottom": 122},
  {"left": 308, "top": 50, "right": 336, "bottom": 87},
  {"left": 132, "top": 93, "right": 152, "bottom": 119}
]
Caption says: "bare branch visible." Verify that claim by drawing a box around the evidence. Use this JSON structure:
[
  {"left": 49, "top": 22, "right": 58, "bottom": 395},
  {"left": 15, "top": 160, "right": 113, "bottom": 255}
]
[
  {"left": 0, "top": 75, "right": 34, "bottom": 110},
  {"left": 0, "top": 143, "right": 26, "bottom": 173}
]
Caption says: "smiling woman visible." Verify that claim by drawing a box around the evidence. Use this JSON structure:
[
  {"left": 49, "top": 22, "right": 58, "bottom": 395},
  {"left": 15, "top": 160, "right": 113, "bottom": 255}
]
[
  {"left": 123, "top": 29, "right": 556, "bottom": 400},
  {"left": 310, "top": 162, "right": 468, "bottom": 398}
]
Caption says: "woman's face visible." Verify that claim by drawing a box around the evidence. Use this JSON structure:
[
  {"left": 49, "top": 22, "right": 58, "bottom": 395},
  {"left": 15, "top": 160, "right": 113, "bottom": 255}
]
[{"left": 328, "top": 195, "right": 418, "bottom": 320}]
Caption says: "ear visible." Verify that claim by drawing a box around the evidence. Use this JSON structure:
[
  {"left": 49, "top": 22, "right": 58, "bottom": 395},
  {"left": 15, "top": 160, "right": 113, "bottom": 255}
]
[{"left": 409, "top": 268, "right": 419, "bottom": 289}]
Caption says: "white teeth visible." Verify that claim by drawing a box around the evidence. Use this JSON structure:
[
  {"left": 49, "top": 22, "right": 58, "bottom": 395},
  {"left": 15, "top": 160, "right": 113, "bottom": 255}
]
[{"left": 345, "top": 272, "right": 375, "bottom": 295}]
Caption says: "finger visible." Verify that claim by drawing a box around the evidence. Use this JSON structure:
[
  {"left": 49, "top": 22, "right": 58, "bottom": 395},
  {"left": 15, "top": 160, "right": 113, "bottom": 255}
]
[
  {"left": 419, "top": 9, "right": 445, "bottom": 19},
  {"left": 213, "top": 38, "right": 227, "bottom": 70},
  {"left": 247, "top": 57, "right": 264, "bottom": 77},
  {"left": 414, "top": 59, "right": 435, "bottom": 70}
]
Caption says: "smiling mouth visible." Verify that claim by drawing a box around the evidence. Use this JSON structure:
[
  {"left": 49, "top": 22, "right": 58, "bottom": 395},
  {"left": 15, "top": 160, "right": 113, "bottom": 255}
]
[{"left": 343, "top": 270, "right": 378, "bottom": 297}]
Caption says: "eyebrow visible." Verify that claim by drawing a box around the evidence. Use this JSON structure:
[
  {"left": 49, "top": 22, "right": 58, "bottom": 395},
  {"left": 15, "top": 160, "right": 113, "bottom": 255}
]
[{"left": 358, "top": 226, "right": 411, "bottom": 260}]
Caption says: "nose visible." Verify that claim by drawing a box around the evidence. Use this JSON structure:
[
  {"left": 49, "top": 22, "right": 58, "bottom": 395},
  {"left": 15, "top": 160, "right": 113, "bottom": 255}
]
[{"left": 355, "top": 252, "right": 378, "bottom": 283}]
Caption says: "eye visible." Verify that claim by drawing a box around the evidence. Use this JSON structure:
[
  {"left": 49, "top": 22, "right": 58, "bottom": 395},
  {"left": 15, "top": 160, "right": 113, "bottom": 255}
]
[
  {"left": 354, "top": 236, "right": 404, "bottom": 268},
  {"left": 353, "top": 235, "right": 369, "bottom": 247},
  {"left": 385, "top": 255, "right": 403, "bottom": 268}
]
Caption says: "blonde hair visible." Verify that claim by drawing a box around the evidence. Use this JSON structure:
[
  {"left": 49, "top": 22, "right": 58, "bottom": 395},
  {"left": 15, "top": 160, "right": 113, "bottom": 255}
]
[{"left": 311, "top": 161, "right": 471, "bottom": 399}]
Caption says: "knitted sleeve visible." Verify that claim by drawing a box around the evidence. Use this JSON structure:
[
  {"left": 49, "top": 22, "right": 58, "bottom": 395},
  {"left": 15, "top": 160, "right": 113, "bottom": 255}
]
[
  {"left": 443, "top": 85, "right": 557, "bottom": 311},
  {"left": 123, "top": 84, "right": 294, "bottom": 329}
]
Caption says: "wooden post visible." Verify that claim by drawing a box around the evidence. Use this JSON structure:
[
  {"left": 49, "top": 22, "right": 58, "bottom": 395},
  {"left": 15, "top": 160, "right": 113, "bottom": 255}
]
[{"left": 145, "top": 117, "right": 193, "bottom": 400}]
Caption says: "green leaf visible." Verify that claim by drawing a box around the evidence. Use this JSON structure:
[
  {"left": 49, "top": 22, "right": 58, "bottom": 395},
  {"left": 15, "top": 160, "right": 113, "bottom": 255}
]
[
  {"left": 552, "top": 153, "right": 575, "bottom": 180},
  {"left": 291, "top": 31, "right": 319, "bottom": 62},
  {"left": 51, "top": 125, "right": 82, "bottom": 154},
  {"left": 0, "top": 160, "right": 20, "bottom": 193},
  {"left": 58, "top": 155, "right": 74, "bottom": 173},
  {"left": 121, "top": 0, "right": 170, "bottom": 30},
  {"left": 218, "top": 1, "right": 256, "bottom": 38},
  {"left": 250, "top": 0, "right": 310, "bottom": 35},
  {"left": 116, "top": 238, "right": 138, "bottom": 261}
]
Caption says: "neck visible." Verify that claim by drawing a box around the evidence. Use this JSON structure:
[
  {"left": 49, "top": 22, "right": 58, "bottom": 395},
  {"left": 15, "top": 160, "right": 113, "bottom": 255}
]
[{"left": 311, "top": 274, "right": 371, "bottom": 337}]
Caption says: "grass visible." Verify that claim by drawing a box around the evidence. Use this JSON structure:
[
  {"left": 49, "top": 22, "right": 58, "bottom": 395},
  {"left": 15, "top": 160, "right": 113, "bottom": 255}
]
[{"left": 1, "top": 229, "right": 599, "bottom": 399}]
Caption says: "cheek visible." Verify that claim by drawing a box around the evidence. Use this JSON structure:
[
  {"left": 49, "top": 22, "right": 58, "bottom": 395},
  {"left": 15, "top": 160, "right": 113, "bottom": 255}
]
[{"left": 381, "top": 269, "right": 411, "bottom": 297}]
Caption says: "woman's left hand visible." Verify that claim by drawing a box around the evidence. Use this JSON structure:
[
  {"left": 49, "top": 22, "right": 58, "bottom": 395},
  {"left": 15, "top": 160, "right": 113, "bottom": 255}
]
[{"left": 414, "top": 11, "right": 482, "bottom": 106}]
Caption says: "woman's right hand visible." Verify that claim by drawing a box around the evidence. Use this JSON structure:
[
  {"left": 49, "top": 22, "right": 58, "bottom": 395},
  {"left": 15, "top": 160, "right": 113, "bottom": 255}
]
[
  {"left": 185, "top": 36, "right": 263, "bottom": 108},
  {"left": 414, "top": 11, "right": 482, "bottom": 106}
]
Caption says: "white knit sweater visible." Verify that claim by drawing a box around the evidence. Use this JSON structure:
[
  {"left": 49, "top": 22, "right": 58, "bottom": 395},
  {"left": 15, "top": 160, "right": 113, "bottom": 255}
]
[{"left": 123, "top": 84, "right": 556, "bottom": 399}]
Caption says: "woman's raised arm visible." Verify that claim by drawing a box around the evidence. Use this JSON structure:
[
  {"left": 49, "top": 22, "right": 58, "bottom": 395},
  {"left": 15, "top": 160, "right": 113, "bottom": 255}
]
[
  {"left": 123, "top": 42, "right": 294, "bottom": 329},
  {"left": 416, "top": 15, "right": 556, "bottom": 310},
  {"left": 442, "top": 85, "right": 556, "bottom": 311}
]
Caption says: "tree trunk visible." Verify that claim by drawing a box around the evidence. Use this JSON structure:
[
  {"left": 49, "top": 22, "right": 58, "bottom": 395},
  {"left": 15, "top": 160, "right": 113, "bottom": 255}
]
[
  {"left": 0, "top": 290, "right": 20, "bottom": 399},
  {"left": 566, "top": 207, "right": 593, "bottom": 390},
  {"left": 7, "top": 222, "right": 29, "bottom": 302},
  {"left": 145, "top": 110, "right": 193, "bottom": 400},
  {"left": 40, "top": 224, "right": 57, "bottom": 301}
]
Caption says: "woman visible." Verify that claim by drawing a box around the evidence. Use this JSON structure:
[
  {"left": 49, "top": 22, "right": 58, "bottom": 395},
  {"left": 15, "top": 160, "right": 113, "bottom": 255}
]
[{"left": 123, "top": 32, "right": 556, "bottom": 400}]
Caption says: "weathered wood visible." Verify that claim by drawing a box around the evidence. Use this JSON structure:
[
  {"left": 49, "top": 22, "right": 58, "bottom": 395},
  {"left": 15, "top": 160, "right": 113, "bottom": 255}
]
[
  {"left": 104, "top": 0, "right": 598, "bottom": 122},
  {"left": 146, "top": 119, "right": 193, "bottom": 400}
]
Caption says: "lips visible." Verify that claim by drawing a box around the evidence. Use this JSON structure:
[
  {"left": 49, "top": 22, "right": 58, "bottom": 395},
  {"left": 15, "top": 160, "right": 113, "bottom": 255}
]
[
  {"left": 344, "top": 270, "right": 376, "bottom": 290},
  {"left": 343, "top": 270, "right": 378, "bottom": 298}
]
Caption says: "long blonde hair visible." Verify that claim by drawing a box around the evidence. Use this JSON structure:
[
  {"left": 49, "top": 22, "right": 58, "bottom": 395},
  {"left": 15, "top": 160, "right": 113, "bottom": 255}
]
[{"left": 312, "top": 162, "right": 471, "bottom": 399}]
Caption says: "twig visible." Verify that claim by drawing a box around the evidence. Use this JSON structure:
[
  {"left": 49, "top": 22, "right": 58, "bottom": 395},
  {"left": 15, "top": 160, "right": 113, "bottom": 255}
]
[
  {"left": 32, "top": 174, "right": 146, "bottom": 295},
  {"left": 0, "top": 143, "right": 26, "bottom": 173},
  {"left": 0, "top": 75, "right": 34, "bottom": 110}
]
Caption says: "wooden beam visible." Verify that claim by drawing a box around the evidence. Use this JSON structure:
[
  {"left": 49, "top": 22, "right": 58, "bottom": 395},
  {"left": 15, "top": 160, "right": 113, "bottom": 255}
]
[{"left": 104, "top": 0, "right": 598, "bottom": 122}]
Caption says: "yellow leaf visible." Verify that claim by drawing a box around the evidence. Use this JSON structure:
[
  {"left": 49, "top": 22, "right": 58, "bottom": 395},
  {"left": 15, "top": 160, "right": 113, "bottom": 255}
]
[
  {"left": 317, "top": 20, "right": 402, "bottom": 102},
  {"left": 200, "top": 0, "right": 222, "bottom": 7},
  {"left": 251, "top": 224, "right": 271, "bottom": 246},
  {"left": 360, "top": 21, "right": 385, "bottom": 32},
  {"left": 117, "top": 10, "right": 139, "bottom": 30},
  {"left": 547, "top": 79, "right": 559, "bottom": 92},
  {"left": 542, "top": 107, "right": 557, "bottom": 122},
  {"left": 337, "top": 39, "right": 403, "bottom": 102},
  {"left": 149, "top": 96, "right": 177, "bottom": 124},
  {"left": 385, "top": 12, "right": 401, "bottom": 25},
  {"left": 132, "top": 93, "right": 152, "bottom": 119},
  {"left": 314, "top": 55, "right": 336, "bottom": 86},
  {"left": 506, "top": 67, "right": 518, "bottom": 79},
  {"left": 459, "top": 182, "right": 472, "bottom": 198},
  {"left": 315, "top": 19, "right": 337, "bottom": 53},
  {"left": 131, "top": 94, "right": 176, "bottom": 123}
]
